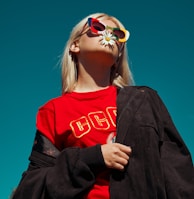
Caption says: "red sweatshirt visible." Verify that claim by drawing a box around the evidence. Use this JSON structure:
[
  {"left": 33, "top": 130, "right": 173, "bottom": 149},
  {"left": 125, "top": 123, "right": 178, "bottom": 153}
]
[{"left": 36, "top": 86, "right": 117, "bottom": 198}]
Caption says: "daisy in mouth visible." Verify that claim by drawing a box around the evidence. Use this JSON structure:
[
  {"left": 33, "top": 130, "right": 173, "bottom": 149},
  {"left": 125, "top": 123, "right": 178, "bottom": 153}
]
[{"left": 100, "top": 30, "right": 116, "bottom": 46}]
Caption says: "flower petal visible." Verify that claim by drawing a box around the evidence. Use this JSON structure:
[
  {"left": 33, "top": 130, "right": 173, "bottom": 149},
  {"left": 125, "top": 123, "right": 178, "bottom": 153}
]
[{"left": 100, "top": 30, "right": 116, "bottom": 46}]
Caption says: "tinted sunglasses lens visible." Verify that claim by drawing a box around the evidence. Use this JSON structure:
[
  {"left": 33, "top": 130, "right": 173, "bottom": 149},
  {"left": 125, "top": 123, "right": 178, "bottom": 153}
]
[
  {"left": 91, "top": 21, "right": 105, "bottom": 32},
  {"left": 113, "top": 29, "right": 125, "bottom": 39}
]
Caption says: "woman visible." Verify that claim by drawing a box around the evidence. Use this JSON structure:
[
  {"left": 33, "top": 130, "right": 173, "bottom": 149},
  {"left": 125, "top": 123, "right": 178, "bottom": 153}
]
[{"left": 13, "top": 12, "right": 194, "bottom": 199}]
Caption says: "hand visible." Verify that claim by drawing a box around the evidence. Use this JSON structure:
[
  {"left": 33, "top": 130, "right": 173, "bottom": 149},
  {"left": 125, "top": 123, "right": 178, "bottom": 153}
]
[{"left": 101, "top": 143, "right": 132, "bottom": 171}]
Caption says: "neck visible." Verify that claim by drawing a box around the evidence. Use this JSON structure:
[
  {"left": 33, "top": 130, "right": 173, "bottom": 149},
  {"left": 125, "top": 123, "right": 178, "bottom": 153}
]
[
  {"left": 74, "top": 62, "right": 112, "bottom": 92},
  {"left": 74, "top": 74, "right": 111, "bottom": 92}
]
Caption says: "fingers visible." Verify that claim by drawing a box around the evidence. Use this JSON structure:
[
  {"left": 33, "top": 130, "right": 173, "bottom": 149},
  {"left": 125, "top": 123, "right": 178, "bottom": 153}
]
[
  {"left": 114, "top": 143, "right": 132, "bottom": 155},
  {"left": 111, "top": 155, "right": 129, "bottom": 170},
  {"left": 101, "top": 143, "right": 132, "bottom": 171},
  {"left": 110, "top": 143, "right": 132, "bottom": 170}
]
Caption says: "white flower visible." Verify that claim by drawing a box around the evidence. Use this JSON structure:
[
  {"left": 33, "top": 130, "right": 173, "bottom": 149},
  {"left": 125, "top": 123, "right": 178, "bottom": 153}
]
[{"left": 100, "top": 30, "right": 116, "bottom": 46}]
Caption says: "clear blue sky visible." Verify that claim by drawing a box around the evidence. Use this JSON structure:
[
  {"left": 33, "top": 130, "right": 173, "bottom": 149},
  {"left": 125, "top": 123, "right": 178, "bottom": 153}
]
[{"left": 1, "top": 0, "right": 194, "bottom": 198}]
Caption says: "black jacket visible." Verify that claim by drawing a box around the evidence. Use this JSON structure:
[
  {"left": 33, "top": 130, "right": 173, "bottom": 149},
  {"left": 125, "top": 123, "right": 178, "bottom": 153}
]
[{"left": 13, "top": 86, "right": 194, "bottom": 199}]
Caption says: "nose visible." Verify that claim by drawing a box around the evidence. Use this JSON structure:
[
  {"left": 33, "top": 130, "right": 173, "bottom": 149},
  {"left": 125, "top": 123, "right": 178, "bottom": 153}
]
[{"left": 105, "top": 26, "right": 114, "bottom": 34}]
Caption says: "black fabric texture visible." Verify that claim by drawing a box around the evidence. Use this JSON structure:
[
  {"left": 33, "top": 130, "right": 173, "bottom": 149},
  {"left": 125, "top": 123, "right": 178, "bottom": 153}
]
[{"left": 13, "top": 86, "right": 194, "bottom": 199}]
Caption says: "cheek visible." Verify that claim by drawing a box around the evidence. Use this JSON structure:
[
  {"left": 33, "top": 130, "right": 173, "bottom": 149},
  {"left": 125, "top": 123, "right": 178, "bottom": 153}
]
[
  {"left": 112, "top": 43, "right": 120, "bottom": 57},
  {"left": 79, "top": 35, "right": 98, "bottom": 49}
]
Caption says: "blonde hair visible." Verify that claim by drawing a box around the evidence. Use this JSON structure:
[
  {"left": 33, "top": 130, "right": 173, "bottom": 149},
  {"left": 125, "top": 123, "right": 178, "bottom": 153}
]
[{"left": 61, "top": 13, "right": 134, "bottom": 93}]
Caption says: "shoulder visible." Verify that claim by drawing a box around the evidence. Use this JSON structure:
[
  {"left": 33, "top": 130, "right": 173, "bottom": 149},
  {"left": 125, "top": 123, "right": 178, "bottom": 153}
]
[
  {"left": 117, "top": 85, "right": 159, "bottom": 108},
  {"left": 119, "top": 86, "right": 162, "bottom": 106},
  {"left": 124, "top": 85, "right": 156, "bottom": 92},
  {"left": 119, "top": 86, "right": 167, "bottom": 115},
  {"left": 120, "top": 86, "right": 158, "bottom": 96},
  {"left": 38, "top": 94, "right": 68, "bottom": 111}
]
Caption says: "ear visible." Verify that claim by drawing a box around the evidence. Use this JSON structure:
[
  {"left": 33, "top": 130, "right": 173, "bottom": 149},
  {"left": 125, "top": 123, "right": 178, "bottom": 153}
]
[{"left": 69, "top": 41, "right": 80, "bottom": 53}]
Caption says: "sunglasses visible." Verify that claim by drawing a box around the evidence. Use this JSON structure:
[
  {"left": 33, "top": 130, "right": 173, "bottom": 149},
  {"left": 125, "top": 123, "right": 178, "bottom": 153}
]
[{"left": 87, "top": 17, "right": 130, "bottom": 43}]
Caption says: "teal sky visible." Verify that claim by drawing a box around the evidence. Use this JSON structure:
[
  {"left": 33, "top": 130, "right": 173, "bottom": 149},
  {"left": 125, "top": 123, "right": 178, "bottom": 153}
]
[{"left": 1, "top": 0, "right": 194, "bottom": 198}]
